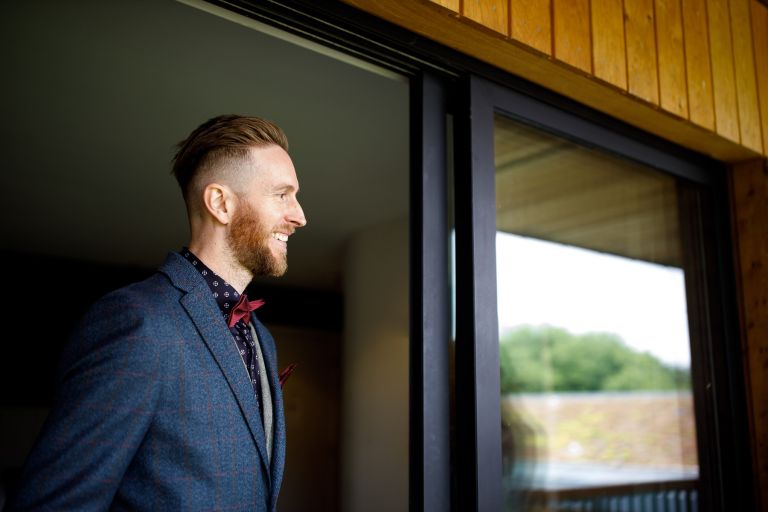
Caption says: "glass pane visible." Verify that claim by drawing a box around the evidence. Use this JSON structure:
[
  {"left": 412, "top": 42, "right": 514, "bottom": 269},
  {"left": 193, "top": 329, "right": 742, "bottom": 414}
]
[{"left": 494, "top": 115, "right": 699, "bottom": 511}]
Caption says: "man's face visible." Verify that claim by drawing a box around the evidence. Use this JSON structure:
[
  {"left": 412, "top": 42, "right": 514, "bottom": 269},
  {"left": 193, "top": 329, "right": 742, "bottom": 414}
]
[{"left": 226, "top": 145, "right": 306, "bottom": 277}]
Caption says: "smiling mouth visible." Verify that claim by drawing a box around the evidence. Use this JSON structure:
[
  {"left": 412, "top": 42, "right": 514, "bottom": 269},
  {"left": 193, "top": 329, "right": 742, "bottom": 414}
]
[{"left": 271, "top": 232, "right": 289, "bottom": 243}]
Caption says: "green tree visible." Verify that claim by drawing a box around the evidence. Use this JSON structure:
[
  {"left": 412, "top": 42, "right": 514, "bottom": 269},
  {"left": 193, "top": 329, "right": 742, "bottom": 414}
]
[
  {"left": 499, "top": 325, "right": 691, "bottom": 394},
  {"left": 603, "top": 352, "right": 678, "bottom": 390}
]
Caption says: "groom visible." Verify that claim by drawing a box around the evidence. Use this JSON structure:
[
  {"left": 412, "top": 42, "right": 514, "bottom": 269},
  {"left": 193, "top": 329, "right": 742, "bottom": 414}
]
[{"left": 10, "top": 115, "right": 306, "bottom": 511}]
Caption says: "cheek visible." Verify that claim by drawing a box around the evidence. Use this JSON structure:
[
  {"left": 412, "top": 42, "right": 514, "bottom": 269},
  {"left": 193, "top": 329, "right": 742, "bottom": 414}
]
[{"left": 263, "top": 205, "right": 286, "bottom": 226}]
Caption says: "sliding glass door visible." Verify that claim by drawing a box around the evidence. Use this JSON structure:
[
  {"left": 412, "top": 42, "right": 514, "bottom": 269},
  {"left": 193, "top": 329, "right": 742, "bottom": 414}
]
[
  {"left": 453, "top": 75, "right": 750, "bottom": 512},
  {"left": 494, "top": 114, "right": 697, "bottom": 510}
]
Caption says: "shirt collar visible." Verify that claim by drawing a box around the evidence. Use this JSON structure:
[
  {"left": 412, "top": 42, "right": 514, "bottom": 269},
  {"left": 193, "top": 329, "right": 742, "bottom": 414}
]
[{"left": 180, "top": 247, "right": 242, "bottom": 320}]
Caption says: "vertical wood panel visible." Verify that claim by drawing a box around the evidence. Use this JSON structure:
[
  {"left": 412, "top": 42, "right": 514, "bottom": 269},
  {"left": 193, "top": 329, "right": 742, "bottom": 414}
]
[
  {"left": 752, "top": 1, "right": 768, "bottom": 156},
  {"left": 342, "top": 0, "right": 763, "bottom": 159},
  {"left": 707, "top": 0, "right": 740, "bottom": 142},
  {"left": 463, "top": 0, "right": 509, "bottom": 35},
  {"left": 682, "top": 0, "right": 715, "bottom": 129},
  {"left": 730, "top": 0, "right": 763, "bottom": 153},
  {"left": 592, "top": 0, "right": 628, "bottom": 89},
  {"left": 429, "top": 0, "right": 460, "bottom": 13},
  {"left": 553, "top": 0, "right": 592, "bottom": 72},
  {"left": 655, "top": 0, "right": 688, "bottom": 117},
  {"left": 510, "top": 0, "right": 552, "bottom": 54},
  {"left": 625, "top": 0, "right": 660, "bottom": 104},
  {"left": 730, "top": 159, "right": 768, "bottom": 512}
]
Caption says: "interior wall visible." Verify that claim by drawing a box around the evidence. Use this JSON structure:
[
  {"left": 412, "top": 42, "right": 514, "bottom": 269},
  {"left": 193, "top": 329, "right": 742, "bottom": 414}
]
[
  {"left": 266, "top": 325, "right": 343, "bottom": 512},
  {"left": 341, "top": 218, "right": 409, "bottom": 512}
]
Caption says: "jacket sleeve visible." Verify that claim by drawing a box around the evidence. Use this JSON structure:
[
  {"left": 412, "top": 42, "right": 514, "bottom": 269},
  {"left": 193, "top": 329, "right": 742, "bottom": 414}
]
[{"left": 9, "top": 290, "right": 164, "bottom": 511}]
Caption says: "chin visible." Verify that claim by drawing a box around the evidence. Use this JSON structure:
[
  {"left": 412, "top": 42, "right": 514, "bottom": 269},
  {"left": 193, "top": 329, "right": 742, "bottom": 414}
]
[
  {"left": 270, "top": 250, "right": 288, "bottom": 275},
  {"left": 255, "top": 256, "right": 287, "bottom": 277},
  {"left": 272, "top": 261, "right": 288, "bottom": 277}
]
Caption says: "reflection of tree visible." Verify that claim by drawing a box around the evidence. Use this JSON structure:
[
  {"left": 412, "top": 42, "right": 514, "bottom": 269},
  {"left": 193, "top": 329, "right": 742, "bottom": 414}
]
[{"left": 500, "top": 325, "right": 690, "bottom": 394}]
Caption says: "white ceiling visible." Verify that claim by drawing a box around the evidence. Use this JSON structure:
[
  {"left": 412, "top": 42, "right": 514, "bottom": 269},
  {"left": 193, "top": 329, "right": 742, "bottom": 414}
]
[{"left": 0, "top": 0, "right": 410, "bottom": 290}]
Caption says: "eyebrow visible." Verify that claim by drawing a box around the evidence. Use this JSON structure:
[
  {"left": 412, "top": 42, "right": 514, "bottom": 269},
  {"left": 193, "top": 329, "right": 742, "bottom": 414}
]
[{"left": 272, "top": 183, "right": 298, "bottom": 193}]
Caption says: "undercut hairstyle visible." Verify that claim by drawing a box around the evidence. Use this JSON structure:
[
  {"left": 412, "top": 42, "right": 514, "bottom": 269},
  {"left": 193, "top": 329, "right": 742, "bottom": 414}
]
[{"left": 171, "top": 114, "right": 289, "bottom": 203}]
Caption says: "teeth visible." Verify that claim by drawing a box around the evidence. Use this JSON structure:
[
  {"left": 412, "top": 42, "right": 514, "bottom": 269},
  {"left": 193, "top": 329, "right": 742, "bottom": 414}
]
[{"left": 272, "top": 233, "right": 288, "bottom": 242}]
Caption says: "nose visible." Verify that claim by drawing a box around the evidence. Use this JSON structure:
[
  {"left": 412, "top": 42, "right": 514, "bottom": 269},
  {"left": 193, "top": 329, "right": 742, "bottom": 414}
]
[{"left": 288, "top": 197, "right": 307, "bottom": 228}]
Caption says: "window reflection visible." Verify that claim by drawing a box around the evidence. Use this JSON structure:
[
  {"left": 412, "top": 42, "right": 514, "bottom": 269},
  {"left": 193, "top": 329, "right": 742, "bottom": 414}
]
[{"left": 494, "top": 116, "right": 699, "bottom": 511}]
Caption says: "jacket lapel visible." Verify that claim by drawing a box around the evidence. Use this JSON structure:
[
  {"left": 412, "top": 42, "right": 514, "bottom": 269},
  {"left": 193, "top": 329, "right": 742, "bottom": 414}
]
[
  {"left": 160, "top": 254, "right": 272, "bottom": 482},
  {"left": 252, "top": 318, "right": 286, "bottom": 506}
]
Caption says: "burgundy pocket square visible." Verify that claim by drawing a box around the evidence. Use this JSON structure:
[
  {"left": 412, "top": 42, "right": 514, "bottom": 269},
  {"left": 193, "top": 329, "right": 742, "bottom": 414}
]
[{"left": 279, "top": 363, "right": 297, "bottom": 389}]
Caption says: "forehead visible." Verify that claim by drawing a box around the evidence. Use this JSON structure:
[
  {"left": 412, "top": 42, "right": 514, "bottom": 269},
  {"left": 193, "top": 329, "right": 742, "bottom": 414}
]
[{"left": 244, "top": 144, "right": 298, "bottom": 189}]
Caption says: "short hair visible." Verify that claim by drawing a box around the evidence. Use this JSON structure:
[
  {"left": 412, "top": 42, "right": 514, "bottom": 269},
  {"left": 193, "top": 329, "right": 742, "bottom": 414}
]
[{"left": 171, "top": 114, "right": 289, "bottom": 201}]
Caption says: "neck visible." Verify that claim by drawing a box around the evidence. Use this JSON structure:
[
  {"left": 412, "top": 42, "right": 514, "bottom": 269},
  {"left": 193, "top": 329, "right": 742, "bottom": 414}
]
[{"left": 188, "top": 239, "right": 253, "bottom": 294}]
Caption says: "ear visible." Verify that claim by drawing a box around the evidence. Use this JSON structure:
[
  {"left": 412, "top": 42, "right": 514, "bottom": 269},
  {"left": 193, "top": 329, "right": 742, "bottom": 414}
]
[{"left": 202, "top": 183, "right": 236, "bottom": 225}]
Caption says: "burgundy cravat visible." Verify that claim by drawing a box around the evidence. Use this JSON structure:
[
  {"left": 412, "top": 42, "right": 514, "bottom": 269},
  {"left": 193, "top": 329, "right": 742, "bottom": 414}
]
[{"left": 227, "top": 294, "right": 265, "bottom": 328}]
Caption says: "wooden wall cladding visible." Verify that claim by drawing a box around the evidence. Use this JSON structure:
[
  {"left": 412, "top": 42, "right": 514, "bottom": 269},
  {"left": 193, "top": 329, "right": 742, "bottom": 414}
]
[
  {"left": 464, "top": 0, "right": 508, "bottom": 35},
  {"left": 591, "top": 0, "right": 626, "bottom": 89},
  {"left": 341, "top": 0, "right": 767, "bottom": 159},
  {"left": 553, "top": 0, "right": 591, "bottom": 72},
  {"left": 707, "top": 0, "right": 740, "bottom": 142},
  {"left": 682, "top": 0, "right": 716, "bottom": 131},
  {"left": 510, "top": 0, "right": 551, "bottom": 54},
  {"left": 754, "top": 2, "right": 768, "bottom": 155},
  {"left": 731, "top": 0, "right": 761, "bottom": 153},
  {"left": 730, "top": 159, "right": 768, "bottom": 512},
  {"left": 655, "top": 0, "right": 687, "bottom": 117},
  {"left": 624, "top": 0, "right": 659, "bottom": 104},
  {"left": 430, "top": 0, "right": 459, "bottom": 11}
]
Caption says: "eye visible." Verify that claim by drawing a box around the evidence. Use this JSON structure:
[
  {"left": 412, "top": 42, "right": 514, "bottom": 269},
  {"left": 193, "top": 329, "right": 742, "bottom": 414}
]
[{"left": 278, "top": 193, "right": 287, "bottom": 200}]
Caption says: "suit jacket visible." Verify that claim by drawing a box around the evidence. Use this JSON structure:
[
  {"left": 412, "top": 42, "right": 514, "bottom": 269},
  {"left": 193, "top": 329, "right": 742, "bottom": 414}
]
[{"left": 10, "top": 253, "right": 285, "bottom": 511}]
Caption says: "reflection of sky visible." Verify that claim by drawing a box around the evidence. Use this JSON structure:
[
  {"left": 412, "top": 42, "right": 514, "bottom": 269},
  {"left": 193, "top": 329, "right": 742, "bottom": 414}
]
[{"left": 496, "top": 232, "right": 691, "bottom": 367}]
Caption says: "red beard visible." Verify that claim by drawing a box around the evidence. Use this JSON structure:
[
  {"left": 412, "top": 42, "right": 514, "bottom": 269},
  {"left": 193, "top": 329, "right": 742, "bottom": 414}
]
[{"left": 227, "top": 198, "right": 287, "bottom": 277}]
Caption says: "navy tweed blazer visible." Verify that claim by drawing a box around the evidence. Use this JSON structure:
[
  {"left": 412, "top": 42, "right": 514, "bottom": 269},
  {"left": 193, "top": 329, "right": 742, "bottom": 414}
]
[{"left": 10, "top": 252, "right": 285, "bottom": 511}]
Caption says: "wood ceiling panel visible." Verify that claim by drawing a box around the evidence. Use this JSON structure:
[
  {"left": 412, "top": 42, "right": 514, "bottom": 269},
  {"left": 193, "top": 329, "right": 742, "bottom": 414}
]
[{"left": 494, "top": 116, "right": 682, "bottom": 267}]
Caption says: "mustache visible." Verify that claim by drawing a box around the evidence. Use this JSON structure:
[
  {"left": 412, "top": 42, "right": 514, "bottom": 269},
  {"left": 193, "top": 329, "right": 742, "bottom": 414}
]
[{"left": 269, "top": 226, "right": 296, "bottom": 236}]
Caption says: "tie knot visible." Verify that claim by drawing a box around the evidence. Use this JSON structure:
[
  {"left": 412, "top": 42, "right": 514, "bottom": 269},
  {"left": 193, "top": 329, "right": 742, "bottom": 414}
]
[{"left": 227, "top": 293, "right": 265, "bottom": 328}]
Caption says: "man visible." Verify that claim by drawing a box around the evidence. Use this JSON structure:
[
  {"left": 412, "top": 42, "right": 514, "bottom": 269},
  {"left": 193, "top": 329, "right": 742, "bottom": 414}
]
[{"left": 10, "top": 115, "right": 306, "bottom": 511}]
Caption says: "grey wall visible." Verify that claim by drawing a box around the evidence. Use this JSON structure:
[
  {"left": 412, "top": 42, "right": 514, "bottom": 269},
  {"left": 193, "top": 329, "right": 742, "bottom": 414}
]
[{"left": 341, "top": 219, "right": 410, "bottom": 512}]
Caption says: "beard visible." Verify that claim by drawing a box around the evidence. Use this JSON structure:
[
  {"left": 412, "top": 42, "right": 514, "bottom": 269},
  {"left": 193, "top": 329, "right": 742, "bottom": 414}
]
[{"left": 227, "top": 199, "right": 287, "bottom": 277}]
